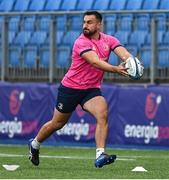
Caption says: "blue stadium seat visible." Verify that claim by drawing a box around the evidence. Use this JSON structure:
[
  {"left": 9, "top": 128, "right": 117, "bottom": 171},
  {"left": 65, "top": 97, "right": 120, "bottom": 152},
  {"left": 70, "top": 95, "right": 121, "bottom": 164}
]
[
  {"left": 57, "top": 46, "right": 71, "bottom": 68},
  {"left": 0, "top": 16, "right": 3, "bottom": 31},
  {"left": 44, "top": 0, "right": 62, "bottom": 11},
  {"left": 118, "top": 14, "right": 133, "bottom": 31},
  {"left": 45, "top": 31, "right": 64, "bottom": 45},
  {"left": 158, "top": 46, "right": 169, "bottom": 67},
  {"left": 14, "top": 31, "right": 32, "bottom": 47},
  {"left": 28, "top": 0, "right": 46, "bottom": 11},
  {"left": 56, "top": 31, "right": 64, "bottom": 45},
  {"left": 135, "top": 14, "right": 150, "bottom": 31},
  {"left": 9, "top": 46, "right": 21, "bottom": 67},
  {"left": 106, "top": 31, "right": 114, "bottom": 36},
  {"left": 163, "top": 31, "right": 169, "bottom": 44},
  {"left": 8, "top": 31, "right": 16, "bottom": 44},
  {"left": 29, "top": 31, "right": 47, "bottom": 46},
  {"left": 60, "top": 0, "right": 77, "bottom": 11},
  {"left": 62, "top": 31, "right": 80, "bottom": 46},
  {"left": 109, "top": 0, "right": 126, "bottom": 10},
  {"left": 145, "top": 31, "right": 164, "bottom": 45},
  {"left": 109, "top": 53, "right": 119, "bottom": 65},
  {"left": 93, "top": 0, "right": 110, "bottom": 10},
  {"left": 8, "top": 16, "right": 20, "bottom": 32},
  {"left": 69, "top": 16, "right": 83, "bottom": 30},
  {"left": 13, "top": 0, "right": 30, "bottom": 11},
  {"left": 126, "top": 0, "right": 143, "bottom": 10},
  {"left": 104, "top": 15, "right": 117, "bottom": 33},
  {"left": 0, "top": 0, "right": 15, "bottom": 11},
  {"left": 129, "top": 30, "right": 147, "bottom": 47},
  {"left": 38, "top": 16, "right": 50, "bottom": 32},
  {"left": 142, "top": 0, "right": 160, "bottom": 9},
  {"left": 22, "top": 16, "right": 36, "bottom": 31},
  {"left": 140, "top": 46, "right": 151, "bottom": 68},
  {"left": 76, "top": 0, "right": 94, "bottom": 10},
  {"left": 159, "top": 0, "right": 169, "bottom": 9},
  {"left": 56, "top": 16, "right": 67, "bottom": 31},
  {"left": 114, "top": 31, "right": 130, "bottom": 45},
  {"left": 23, "top": 46, "right": 37, "bottom": 67},
  {"left": 126, "top": 45, "right": 138, "bottom": 57},
  {"left": 39, "top": 46, "right": 49, "bottom": 67},
  {"left": 155, "top": 14, "right": 167, "bottom": 31}
]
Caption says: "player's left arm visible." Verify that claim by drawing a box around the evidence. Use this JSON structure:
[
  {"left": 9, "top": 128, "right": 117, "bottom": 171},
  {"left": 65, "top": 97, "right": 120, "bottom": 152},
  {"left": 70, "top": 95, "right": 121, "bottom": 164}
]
[{"left": 113, "top": 46, "right": 132, "bottom": 62}]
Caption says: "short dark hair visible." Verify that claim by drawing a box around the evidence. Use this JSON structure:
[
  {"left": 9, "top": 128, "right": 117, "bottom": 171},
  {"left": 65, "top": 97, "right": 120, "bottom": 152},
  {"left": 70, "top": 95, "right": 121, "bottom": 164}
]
[{"left": 83, "top": 11, "right": 102, "bottom": 22}]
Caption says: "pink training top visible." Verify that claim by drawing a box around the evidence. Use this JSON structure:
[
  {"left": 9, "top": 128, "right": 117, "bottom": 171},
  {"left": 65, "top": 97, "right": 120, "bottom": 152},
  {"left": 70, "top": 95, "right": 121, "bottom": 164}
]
[{"left": 61, "top": 32, "right": 121, "bottom": 89}]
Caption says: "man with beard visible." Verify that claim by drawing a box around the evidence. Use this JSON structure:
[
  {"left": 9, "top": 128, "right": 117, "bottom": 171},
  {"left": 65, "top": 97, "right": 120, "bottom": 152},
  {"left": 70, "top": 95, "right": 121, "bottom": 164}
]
[{"left": 28, "top": 11, "right": 133, "bottom": 168}]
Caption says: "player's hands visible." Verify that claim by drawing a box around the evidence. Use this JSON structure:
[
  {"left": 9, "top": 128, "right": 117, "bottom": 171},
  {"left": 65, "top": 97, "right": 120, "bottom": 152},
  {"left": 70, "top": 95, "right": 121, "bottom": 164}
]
[{"left": 114, "top": 63, "right": 129, "bottom": 77}]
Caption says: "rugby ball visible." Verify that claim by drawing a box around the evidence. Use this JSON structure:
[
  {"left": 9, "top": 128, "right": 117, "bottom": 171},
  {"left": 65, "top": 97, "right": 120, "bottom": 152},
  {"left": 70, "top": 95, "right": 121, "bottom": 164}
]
[{"left": 125, "top": 57, "right": 144, "bottom": 80}]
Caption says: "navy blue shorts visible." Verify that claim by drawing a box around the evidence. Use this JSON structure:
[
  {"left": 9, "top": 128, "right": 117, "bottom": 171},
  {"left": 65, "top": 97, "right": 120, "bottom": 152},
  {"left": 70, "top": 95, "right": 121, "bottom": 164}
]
[{"left": 56, "top": 84, "right": 102, "bottom": 113}]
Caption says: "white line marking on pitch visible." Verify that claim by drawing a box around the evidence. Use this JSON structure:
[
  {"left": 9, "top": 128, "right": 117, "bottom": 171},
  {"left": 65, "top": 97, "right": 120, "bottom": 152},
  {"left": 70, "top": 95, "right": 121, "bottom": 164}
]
[{"left": 0, "top": 153, "right": 135, "bottom": 161}]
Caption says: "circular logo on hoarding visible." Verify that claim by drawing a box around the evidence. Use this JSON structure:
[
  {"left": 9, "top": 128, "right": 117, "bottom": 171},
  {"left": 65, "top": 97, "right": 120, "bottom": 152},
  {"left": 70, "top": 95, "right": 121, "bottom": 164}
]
[
  {"left": 145, "top": 92, "right": 162, "bottom": 120},
  {"left": 9, "top": 90, "right": 25, "bottom": 115}
]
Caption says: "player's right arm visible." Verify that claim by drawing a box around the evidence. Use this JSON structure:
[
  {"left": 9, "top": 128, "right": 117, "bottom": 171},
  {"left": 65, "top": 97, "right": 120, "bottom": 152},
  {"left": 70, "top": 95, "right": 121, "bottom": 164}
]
[{"left": 81, "top": 50, "right": 128, "bottom": 77}]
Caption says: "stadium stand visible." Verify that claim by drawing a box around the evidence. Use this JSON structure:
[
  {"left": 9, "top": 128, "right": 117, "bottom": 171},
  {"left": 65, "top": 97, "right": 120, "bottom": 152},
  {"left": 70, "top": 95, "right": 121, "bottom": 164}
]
[
  {"left": 76, "top": 0, "right": 94, "bottom": 10},
  {"left": 9, "top": 46, "right": 21, "bottom": 67},
  {"left": 8, "top": 16, "right": 20, "bottom": 32},
  {"left": 118, "top": 14, "right": 133, "bottom": 32},
  {"left": 135, "top": 14, "right": 150, "bottom": 31},
  {"left": 38, "top": 16, "right": 50, "bottom": 32},
  {"left": 57, "top": 45, "right": 71, "bottom": 68},
  {"left": 23, "top": 46, "right": 37, "bottom": 67},
  {"left": 129, "top": 30, "right": 148, "bottom": 48},
  {"left": 0, "top": 0, "right": 169, "bottom": 82},
  {"left": 62, "top": 30, "right": 80, "bottom": 46},
  {"left": 109, "top": 53, "right": 119, "bottom": 66},
  {"left": 29, "top": 31, "right": 47, "bottom": 47},
  {"left": 8, "top": 31, "right": 16, "bottom": 44},
  {"left": 140, "top": 46, "right": 151, "bottom": 68},
  {"left": 145, "top": 31, "right": 164, "bottom": 45},
  {"left": 142, "top": 0, "right": 160, "bottom": 10},
  {"left": 0, "top": 0, "right": 15, "bottom": 12},
  {"left": 126, "top": 0, "right": 143, "bottom": 10},
  {"left": 163, "top": 31, "right": 169, "bottom": 45},
  {"left": 155, "top": 13, "right": 167, "bottom": 32},
  {"left": 158, "top": 46, "right": 169, "bottom": 68},
  {"left": 22, "top": 16, "right": 36, "bottom": 31},
  {"left": 55, "top": 16, "right": 67, "bottom": 31},
  {"left": 28, "top": 0, "right": 46, "bottom": 11},
  {"left": 13, "top": 0, "right": 31, "bottom": 11},
  {"left": 14, "top": 31, "right": 32, "bottom": 48},
  {"left": 44, "top": 0, "right": 62, "bottom": 11},
  {"left": 40, "top": 46, "right": 49, "bottom": 67},
  {"left": 159, "top": 0, "right": 169, "bottom": 9},
  {"left": 69, "top": 16, "right": 83, "bottom": 31},
  {"left": 114, "top": 30, "right": 130, "bottom": 45},
  {"left": 60, "top": 0, "right": 77, "bottom": 11},
  {"left": 109, "top": 0, "right": 126, "bottom": 10},
  {"left": 104, "top": 15, "right": 117, "bottom": 34},
  {"left": 92, "top": 0, "right": 110, "bottom": 10}
]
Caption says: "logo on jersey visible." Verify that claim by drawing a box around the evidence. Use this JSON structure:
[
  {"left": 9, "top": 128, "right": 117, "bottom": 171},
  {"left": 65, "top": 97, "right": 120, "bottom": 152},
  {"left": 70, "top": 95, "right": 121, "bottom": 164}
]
[{"left": 103, "top": 43, "right": 109, "bottom": 51}]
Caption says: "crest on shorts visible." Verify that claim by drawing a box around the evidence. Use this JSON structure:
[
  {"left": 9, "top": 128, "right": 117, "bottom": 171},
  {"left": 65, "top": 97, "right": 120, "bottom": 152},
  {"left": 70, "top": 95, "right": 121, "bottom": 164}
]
[{"left": 58, "top": 103, "right": 63, "bottom": 110}]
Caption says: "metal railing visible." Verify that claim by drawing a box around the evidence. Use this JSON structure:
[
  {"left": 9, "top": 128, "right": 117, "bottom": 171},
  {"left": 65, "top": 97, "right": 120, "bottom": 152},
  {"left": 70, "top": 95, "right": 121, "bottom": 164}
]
[{"left": 0, "top": 10, "right": 169, "bottom": 84}]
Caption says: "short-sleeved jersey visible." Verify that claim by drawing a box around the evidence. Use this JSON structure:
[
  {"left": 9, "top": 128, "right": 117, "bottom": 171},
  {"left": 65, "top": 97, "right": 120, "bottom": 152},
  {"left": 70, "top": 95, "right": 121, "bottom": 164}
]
[{"left": 61, "top": 32, "right": 121, "bottom": 89}]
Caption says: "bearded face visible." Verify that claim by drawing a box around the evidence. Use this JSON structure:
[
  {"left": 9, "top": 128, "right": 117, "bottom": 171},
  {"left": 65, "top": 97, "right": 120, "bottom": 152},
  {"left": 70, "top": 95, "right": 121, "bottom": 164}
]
[{"left": 83, "top": 15, "right": 101, "bottom": 38}]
